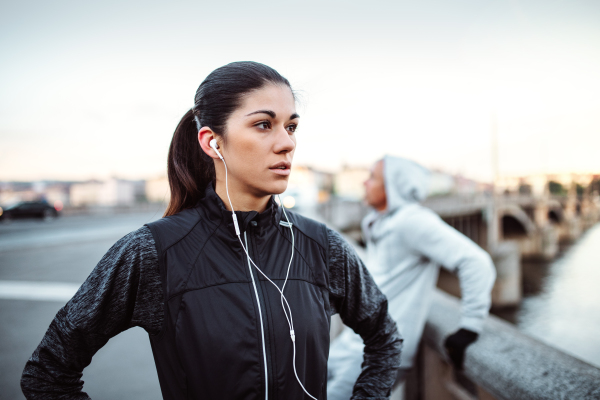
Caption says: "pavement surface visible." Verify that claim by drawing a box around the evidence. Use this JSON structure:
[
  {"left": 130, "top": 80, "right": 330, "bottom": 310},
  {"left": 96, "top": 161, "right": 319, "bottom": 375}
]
[{"left": 0, "top": 209, "right": 166, "bottom": 400}]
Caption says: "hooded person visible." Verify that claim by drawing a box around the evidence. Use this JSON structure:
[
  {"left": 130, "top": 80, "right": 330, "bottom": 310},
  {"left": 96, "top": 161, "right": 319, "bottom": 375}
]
[{"left": 327, "top": 156, "right": 496, "bottom": 400}]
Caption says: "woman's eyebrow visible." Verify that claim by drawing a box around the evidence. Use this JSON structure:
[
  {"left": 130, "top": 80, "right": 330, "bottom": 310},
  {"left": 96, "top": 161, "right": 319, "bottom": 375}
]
[
  {"left": 246, "top": 110, "right": 276, "bottom": 118},
  {"left": 245, "top": 110, "right": 300, "bottom": 120}
]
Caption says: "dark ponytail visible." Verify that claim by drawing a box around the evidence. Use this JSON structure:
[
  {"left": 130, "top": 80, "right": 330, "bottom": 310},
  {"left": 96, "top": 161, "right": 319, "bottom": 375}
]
[
  {"left": 164, "top": 61, "right": 292, "bottom": 217},
  {"left": 164, "top": 109, "right": 215, "bottom": 217}
]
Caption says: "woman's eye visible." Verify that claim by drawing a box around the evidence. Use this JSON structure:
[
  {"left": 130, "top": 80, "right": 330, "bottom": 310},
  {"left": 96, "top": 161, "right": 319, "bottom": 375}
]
[
  {"left": 256, "top": 121, "right": 271, "bottom": 130},
  {"left": 287, "top": 124, "right": 297, "bottom": 133}
]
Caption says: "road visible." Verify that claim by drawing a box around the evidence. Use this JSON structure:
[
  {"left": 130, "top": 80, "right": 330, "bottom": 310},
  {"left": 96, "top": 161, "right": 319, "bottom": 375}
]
[{"left": 0, "top": 209, "right": 165, "bottom": 400}]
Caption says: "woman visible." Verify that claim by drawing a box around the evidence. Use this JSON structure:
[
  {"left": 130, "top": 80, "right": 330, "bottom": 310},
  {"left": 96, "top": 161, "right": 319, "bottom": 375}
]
[{"left": 21, "top": 62, "right": 402, "bottom": 400}]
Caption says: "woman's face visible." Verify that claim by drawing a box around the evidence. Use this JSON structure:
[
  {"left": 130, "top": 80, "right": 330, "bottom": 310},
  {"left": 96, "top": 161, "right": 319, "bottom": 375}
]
[{"left": 218, "top": 83, "right": 298, "bottom": 198}]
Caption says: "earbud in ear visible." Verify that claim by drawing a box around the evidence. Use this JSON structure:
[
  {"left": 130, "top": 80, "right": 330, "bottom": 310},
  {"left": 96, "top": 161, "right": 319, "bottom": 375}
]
[{"left": 209, "top": 138, "right": 224, "bottom": 160}]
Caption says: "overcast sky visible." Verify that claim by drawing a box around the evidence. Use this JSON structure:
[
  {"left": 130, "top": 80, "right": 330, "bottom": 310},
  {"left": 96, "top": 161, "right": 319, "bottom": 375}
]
[{"left": 1, "top": 0, "right": 599, "bottom": 182}]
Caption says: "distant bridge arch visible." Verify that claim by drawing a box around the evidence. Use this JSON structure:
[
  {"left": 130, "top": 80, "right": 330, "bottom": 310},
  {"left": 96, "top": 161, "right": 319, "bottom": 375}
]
[
  {"left": 498, "top": 204, "right": 536, "bottom": 239},
  {"left": 547, "top": 199, "right": 565, "bottom": 224}
]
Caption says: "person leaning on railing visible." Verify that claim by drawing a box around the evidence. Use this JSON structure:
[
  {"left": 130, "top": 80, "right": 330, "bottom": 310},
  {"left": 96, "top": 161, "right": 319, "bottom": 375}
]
[{"left": 327, "top": 156, "right": 496, "bottom": 400}]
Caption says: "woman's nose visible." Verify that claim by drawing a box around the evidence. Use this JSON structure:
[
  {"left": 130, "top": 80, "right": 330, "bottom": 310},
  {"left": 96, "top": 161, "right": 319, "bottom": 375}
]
[{"left": 273, "top": 127, "right": 295, "bottom": 153}]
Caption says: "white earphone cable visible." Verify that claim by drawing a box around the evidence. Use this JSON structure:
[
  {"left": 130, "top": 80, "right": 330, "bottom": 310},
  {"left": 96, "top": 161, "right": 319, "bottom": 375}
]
[{"left": 217, "top": 151, "right": 317, "bottom": 400}]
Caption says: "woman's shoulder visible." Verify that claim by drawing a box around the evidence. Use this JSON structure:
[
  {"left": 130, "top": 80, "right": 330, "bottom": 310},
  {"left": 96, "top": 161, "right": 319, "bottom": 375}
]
[
  {"left": 146, "top": 208, "right": 201, "bottom": 231},
  {"left": 145, "top": 208, "right": 203, "bottom": 250},
  {"left": 281, "top": 210, "right": 329, "bottom": 246},
  {"left": 128, "top": 224, "right": 154, "bottom": 241},
  {"left": 104, "top": 225, "right": 157, "bottom": 262}
]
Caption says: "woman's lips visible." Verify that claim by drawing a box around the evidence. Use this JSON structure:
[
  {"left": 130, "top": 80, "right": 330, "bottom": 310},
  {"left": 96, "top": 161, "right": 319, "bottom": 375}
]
[
  {"left": 269, "top": 167, "right": 291, "bottom": 176},
  {"left": 269, "top": 161, "right": 291, "bottom": 176}
]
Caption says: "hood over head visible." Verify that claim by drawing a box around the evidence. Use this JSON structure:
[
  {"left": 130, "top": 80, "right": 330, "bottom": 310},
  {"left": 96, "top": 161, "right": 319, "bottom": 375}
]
[{"left": 383, "top": 155, "right": 431, "bottom": 211}]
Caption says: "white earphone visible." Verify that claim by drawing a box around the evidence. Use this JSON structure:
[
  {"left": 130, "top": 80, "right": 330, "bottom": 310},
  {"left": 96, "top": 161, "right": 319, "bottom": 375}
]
[
  {"left": 209, "top": 138, "right": 224, "bottom": 160},
  {"left": 210, "top": 136, "right": 317, "bottom": 400}
]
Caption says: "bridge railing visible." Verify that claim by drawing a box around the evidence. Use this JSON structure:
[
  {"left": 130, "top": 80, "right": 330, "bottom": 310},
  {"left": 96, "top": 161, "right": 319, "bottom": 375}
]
[{"left": 407, "top": 290, "right": 600, "bottom": 400}]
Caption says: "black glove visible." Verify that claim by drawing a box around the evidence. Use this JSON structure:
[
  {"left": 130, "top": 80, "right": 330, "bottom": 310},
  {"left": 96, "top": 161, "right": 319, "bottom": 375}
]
[{"left": 444, "top": 328, "right": 479, "bottom": 370}]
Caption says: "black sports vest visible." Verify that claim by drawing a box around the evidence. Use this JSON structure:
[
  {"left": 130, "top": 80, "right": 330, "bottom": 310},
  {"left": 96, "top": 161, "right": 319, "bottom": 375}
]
[{"left": 146, "top": 185, "right": 331, "bottom": 400}]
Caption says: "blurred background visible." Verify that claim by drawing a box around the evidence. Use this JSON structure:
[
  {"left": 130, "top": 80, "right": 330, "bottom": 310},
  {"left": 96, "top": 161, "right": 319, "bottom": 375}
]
[{"left": 1, "top": 0, "right": 599, "bottom": 399}]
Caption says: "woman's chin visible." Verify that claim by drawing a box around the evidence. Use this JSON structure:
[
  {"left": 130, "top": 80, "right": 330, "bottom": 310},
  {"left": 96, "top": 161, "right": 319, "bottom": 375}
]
[{"left": 264, "top": 180, "right": 289, "bottom": 196}]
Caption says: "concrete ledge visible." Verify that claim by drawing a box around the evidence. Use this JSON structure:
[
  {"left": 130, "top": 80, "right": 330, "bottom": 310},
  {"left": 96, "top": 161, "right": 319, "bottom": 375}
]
[{"left": 424, "top": 290, "right": 600, "bottom": 400}]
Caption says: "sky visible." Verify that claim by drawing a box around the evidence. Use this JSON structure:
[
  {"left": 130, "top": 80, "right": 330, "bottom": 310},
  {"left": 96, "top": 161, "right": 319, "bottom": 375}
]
[{"left": 1, "top": 0, "right": 599, "bottom": 182}]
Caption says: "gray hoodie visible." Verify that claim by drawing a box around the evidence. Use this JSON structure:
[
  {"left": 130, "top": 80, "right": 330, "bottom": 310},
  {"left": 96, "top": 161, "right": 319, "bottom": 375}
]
[
  {"left": 328, "top": 157, "right": 496, "bottom": 400},
  {"left": 361, "top": 155, "right": 496, "bottom": 368}
]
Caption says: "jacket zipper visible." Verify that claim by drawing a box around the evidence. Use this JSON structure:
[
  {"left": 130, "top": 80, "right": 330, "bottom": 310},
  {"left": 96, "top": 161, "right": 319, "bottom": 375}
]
[{"left": 245, "top": 231, "right": 270, "bottom": 400}]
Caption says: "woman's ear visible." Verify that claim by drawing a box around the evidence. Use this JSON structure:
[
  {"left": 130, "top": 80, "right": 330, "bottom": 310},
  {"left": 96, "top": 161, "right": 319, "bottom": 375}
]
[{"left": 198, "top": 127, "right": 221, "bottom": 160}]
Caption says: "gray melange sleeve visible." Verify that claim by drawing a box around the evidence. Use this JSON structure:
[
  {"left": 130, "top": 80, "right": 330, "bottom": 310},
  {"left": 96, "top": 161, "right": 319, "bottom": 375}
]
[
  {"left": 21, "top": 226, "right": 163, "bottom": 399},
  {"left": 327, "top": 228, "right": 403, "bottom": 400}
]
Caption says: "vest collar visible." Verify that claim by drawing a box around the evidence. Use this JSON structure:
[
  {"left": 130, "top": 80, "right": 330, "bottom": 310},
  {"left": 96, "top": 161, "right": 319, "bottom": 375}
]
[{"left": 199, "top": 182, "right": 283, "bottom": 233}]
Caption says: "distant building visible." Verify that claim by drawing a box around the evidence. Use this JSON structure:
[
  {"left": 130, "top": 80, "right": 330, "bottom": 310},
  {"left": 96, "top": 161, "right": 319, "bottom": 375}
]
[
  {"left": 334, "top": 166, "right": 370, "bottom": 200},
  {"left": 496, "top": 175, "right": 549, "bottom": 196},
  {"left": 495, "top": 173, "right": 597, "bottom": 197},
  {"left": 70, "top": 181, "right": 103, "bottom": 206},
  {"left": 42, "top": 183, "right": 70, "bottom": 210},
  {"left": 429, "top": 171, "right": 455, "bottom": 196},
  {"left": 131, "top": 180, "right": 147, "bottom": 203},
  {"left": 0, "top": 181, "right": 71, "bottom": 209},
  {"left": 453, "top": 174, "right": 483, "bottom": 195},
  {"left": 281, "top": 166, "right": 334, "bottom": 212},
  {"left": 70, "top": 178, "right": 141, "bottom": 207},
  {"left": 0, "top": 182, "right": 38, "bottom": 206}
]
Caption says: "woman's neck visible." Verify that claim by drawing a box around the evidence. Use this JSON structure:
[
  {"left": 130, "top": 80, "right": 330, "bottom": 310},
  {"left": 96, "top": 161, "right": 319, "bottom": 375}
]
[{"left": 214, "top": 177, "right": 271, "bottom": 213}]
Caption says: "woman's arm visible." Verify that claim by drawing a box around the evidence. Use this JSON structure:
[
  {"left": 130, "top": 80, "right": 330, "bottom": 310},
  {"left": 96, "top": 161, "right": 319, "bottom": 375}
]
[
  {"left": 20, "top": 226, "right": 163, "bottom": 399},
  {"left": 327, "top": 228, "right": 403, "bottom": 400}
]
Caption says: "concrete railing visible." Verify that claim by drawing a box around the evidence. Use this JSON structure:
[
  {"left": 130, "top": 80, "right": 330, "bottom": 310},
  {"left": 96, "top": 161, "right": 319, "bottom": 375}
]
[{"left": 415, "top": 290, "right": 600, "bottom": 400}]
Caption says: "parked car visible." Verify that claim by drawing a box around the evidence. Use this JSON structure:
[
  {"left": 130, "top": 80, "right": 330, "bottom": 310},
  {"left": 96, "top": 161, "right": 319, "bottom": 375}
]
[{"left": 0, "top": 201, "right": 59, "bottom": 222}]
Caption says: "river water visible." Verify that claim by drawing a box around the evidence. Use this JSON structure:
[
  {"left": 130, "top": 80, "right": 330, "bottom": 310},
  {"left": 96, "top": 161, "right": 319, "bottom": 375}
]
[{"left": 513, "top": 223, "right": 600, "bottom": 368}]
